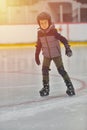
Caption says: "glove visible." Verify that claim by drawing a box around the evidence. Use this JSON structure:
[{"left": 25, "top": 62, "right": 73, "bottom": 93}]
[
  {"left": 65, "top": 48, "right": 72, "bottom": 57},
  {"left": 35, "top": 53, "right": 40, "bottom": 65}
]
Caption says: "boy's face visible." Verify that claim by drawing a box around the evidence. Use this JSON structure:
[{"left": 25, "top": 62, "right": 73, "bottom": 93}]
[{"left": 39, "top": 19, "right": 49, "bottom": 30}]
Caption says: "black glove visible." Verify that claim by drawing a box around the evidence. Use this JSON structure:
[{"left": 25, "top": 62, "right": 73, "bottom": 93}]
[
  {"left": 35, "top": 53, "right": 40, "bottom": 65},
  {"left": 65, "top": 48, "right": 72, "bottom": 57}
]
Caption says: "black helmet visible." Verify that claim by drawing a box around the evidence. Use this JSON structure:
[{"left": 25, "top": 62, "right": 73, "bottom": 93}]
[{"left": 37, "top": 12, "right": 52, "bottom": 25}]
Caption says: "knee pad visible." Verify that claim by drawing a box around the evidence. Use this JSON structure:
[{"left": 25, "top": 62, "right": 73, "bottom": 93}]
[
  {"left": 42, "top": 66, "right": 49, "bottom": 75},
  {"left": 58, "top": 66, "right": 67, "bottom": 76}
]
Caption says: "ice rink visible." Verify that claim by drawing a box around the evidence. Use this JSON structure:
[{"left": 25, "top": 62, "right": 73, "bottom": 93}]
[{"left": 0, "top": 45, "right": 87, "bottom": 130}]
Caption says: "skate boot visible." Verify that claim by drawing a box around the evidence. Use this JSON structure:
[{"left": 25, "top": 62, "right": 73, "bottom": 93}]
[
  {"left": 66, "top": 81, "right": 75, "bottom": 96},
  {"left": 39, "top": 81, "right": 49, "bottom": 97}
]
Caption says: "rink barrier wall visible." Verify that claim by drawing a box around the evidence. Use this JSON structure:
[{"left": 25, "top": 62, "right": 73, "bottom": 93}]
[
  {"left": 0, "top": 42, "right": 87, "bottom": 49},
  {"left": 0, "top": 23, "right": 87, "bottom": 46}
]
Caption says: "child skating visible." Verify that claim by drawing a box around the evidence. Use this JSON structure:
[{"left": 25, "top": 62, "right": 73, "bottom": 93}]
[{"left": 35, "top": 12, "right": 75, "bottom": 97}]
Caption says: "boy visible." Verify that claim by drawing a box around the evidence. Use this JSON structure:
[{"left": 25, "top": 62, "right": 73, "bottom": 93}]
[{"left": 35, "top": 12, "right": 75, "bottom": 97}]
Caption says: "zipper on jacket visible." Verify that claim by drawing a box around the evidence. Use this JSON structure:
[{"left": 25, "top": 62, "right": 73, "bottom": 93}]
[{"left": 44, "top": 32, "right": 51, "bottom": 58}]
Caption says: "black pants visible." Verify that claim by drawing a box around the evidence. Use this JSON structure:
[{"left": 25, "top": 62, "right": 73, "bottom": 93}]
[{"left": 42, "top": 56, "right": 71, "bottom": 84}]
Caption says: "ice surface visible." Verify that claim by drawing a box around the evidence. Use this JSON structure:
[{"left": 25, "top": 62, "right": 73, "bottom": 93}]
[{"left": 0, "top": 46, "right": 87, "bottom": 130}]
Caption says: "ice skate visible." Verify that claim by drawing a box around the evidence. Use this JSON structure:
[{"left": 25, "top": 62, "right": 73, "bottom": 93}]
[
  {"left": 39, "top": 82, "right": 49, "bottom": 97},
  {"left": 66, "top": 86, "right": 75, "bottom": 96},
  {"left": 66, "top": 81, "right": 75, "bottom": 96}
]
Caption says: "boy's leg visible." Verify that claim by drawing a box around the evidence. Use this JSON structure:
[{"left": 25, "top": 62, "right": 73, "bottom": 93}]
[
  {"left": 53, "top": 57, "right": 75, "bottom": 96},
  {"left": 39, "top": 57, "right": 51, "bottom": 96}
]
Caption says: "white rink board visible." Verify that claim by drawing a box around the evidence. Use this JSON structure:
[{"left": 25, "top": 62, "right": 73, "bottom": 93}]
[{"left": 0, "top": 23, "right": 87, "bottom": 43}]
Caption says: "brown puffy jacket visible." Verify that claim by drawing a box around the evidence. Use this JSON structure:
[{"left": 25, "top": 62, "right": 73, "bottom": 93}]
[{"left": 36, "top": 24, "right": 70, "bottom": 58}]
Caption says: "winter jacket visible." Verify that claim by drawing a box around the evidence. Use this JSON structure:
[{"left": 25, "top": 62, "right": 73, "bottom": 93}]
[{"left": 36, "top": 24, "right": 70, "bottom": 58}]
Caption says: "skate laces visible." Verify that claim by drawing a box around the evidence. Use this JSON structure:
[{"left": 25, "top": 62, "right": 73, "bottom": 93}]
[{"left": 67, "top": 83, "right": 74, "bottom": 90}]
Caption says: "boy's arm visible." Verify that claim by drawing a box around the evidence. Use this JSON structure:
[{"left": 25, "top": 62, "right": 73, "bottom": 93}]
[
  {"left": 35, "top": 37, "right": 42, "bottom": 65},
  {"left": 54, "top": 29, "right": 72, "bottom": 57}
]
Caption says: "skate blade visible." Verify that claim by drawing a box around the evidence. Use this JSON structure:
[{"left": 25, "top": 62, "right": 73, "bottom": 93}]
[
  {"left": 66, "top": 90, "right": 75, "bottom": 96},
  {"left": 39, "top": 91, "right": 49, "bottom": 97}
]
